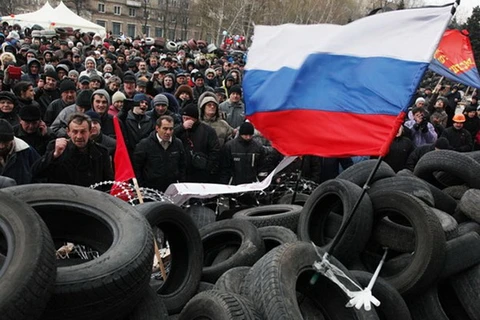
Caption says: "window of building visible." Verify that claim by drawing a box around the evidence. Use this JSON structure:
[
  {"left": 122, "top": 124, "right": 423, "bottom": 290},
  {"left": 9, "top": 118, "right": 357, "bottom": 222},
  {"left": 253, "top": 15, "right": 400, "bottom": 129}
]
[
  {"left": 155, "top": 27, "right": 163, "bottom": 37},
  {"left": 168, "top": 29, "right": 175, "bottom": 39},
  {"left": 158, "top": 14, "right": 164, "bottom": 21},
  {"left": 96, "top": 20, "right": 107, "bottom": 27},
  {"left": 171, "top": 15, "right": 176, "bottom": 23},
  {"left": 112, "top": 22, "right": 121, "bottom": 36},
  {"left": 114, "top": 6, "right": 121, "bottom": 15},
  {"left": 98, "top": 3, "right": 105, "bottom": 13},
  {"left": 129, "top": 8, "right": 136, "bottom": 17},
  {"left": 142, "top": 26, "right": 150, "bottom": 37},
  {"left": 127, "top": 24, "right": 136, "bottom": 38}
]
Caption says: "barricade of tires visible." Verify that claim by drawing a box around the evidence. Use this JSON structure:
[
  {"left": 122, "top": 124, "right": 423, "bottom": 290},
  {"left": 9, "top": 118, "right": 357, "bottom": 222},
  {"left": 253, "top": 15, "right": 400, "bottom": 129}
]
[
  {"left": 169, "top": 150, "right": 480, "bottom": 319},
  {"left": 4, "top": 150, "right": 480, "bottom": 319}
]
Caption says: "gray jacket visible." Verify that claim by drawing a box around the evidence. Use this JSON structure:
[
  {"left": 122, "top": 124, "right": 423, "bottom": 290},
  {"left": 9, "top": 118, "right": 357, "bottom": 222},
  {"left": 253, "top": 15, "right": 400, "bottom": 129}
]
[
  {"left": 219, "top": 100, "right": 245, "bottom": 129},
  {"left": 50, "top": 104, "right": 78, "bottom": 138}
]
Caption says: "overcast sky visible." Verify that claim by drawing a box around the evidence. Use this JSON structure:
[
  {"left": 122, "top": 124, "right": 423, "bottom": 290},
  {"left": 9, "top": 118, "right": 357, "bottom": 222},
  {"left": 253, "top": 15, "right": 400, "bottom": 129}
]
[{"left": 423, "top": 0, "right": 477, "bottom": 22}]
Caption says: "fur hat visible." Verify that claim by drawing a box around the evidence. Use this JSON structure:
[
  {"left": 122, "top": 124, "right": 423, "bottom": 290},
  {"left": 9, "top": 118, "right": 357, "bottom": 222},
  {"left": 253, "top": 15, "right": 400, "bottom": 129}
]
[{"left": 174, "top": 85, "right": 193, "bottom": 99}]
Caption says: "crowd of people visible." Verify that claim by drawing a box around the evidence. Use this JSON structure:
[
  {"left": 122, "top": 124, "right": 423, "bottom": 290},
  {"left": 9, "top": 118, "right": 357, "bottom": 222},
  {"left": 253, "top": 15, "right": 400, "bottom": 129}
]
[{"left": 0, "top": 22, "right": 479, "bottom": 194}]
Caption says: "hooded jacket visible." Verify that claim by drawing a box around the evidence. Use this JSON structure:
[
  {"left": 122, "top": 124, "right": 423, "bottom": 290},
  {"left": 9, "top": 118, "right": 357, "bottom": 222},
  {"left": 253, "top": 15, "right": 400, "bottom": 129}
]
[
  {"left": 198, "top": 92, "right": 233, "bottom": 147},
  {"left": 0, "top": 137, "right": 40, "bottom": 185},
  {"left": 92, "top": 89, "right": 115, "bottom": 137}
]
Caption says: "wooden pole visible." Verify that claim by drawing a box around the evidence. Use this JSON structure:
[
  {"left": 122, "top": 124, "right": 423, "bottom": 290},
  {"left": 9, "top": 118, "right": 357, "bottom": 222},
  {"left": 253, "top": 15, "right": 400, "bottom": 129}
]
[
  {"left": 433, "top": 76, "right": 445, "bottom": 94},
  {"left": 132, "top": 177, "right": 168, "bottom": 281}
]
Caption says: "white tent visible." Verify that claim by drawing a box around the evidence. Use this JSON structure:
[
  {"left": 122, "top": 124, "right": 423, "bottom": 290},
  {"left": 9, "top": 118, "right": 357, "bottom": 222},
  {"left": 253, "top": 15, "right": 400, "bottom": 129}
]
[
  {"left": 0, "top": 2, "right": 55, "bottom": 27},
  {"left": 51, "top": 2, "right": 105, "bottom": 37},
  {"left": 0, "top": 1, "right": 105, "bottom": 37}
]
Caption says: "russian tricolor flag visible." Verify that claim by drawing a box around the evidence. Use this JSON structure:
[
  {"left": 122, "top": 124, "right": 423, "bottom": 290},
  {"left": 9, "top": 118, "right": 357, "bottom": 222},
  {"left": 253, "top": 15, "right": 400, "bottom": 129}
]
[{"left": 244, "top": 5, "right": 453, "bottom": 157}]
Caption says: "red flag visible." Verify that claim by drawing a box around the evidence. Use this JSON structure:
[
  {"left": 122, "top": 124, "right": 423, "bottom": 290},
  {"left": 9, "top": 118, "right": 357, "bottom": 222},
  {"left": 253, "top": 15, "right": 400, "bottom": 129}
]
[
  {"left": 111, "top": 116, "right": 135, "bottom": 198},
  {"left": 429, "top": 29, "right": 480, "bottom": 88}
]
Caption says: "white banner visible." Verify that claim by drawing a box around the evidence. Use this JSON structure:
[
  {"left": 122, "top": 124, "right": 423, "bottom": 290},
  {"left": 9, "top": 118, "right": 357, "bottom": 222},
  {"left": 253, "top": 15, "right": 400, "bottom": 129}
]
[{"left": 164, "top": 156, "right": 297, "bottom": 205}]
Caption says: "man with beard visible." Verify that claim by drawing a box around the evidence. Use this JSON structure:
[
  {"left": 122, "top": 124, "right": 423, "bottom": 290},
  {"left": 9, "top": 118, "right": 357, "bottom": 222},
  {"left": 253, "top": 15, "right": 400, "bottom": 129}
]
[
  {"left": 14, "top": 105, "right": 55, "bottom": 156},
  {"left": 32, "top": 113, "right": 113, "bottom": 186},
  {"left": 0, "top": 119, "right": 39, "bottom": 184},
  {"left": 35, "top": 70, "right": 61, "bottom": 119},
  {"left": 44, "top": 79, "right": 77, "bottom": 126},
  {"left": 118, "top": 93, "right": 155, "bottom": 156}
]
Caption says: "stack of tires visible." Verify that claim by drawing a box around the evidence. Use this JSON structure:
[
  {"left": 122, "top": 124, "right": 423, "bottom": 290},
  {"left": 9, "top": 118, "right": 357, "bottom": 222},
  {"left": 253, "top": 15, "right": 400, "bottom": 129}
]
[
  {"left": 0, "top": 184, "right": 161, "bottom": 320},
  {"left": 163, "top": 151, "right": 480, "bottom": 319}
]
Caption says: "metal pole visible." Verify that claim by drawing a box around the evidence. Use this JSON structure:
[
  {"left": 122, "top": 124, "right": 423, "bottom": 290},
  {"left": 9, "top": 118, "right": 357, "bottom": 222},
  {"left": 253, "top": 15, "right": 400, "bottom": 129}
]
[
  {"left": 291, "top": 156, "right": 305, "bottom": 204},
  {"left": 327, "top": 156, "right": 384, "bottom": 256}
]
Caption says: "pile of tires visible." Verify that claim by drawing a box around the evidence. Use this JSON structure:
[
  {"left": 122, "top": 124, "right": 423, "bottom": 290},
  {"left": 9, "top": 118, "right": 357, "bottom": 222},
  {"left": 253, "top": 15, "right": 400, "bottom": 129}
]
[
  {"left": 0, "top": 184, "right": 160, "bottom": 320},
  {"left": 166, "top": 151, "right": 480, "bottom": 319},
  {"left": 4, "top": 149, "right": 480, "bottom": 319}
]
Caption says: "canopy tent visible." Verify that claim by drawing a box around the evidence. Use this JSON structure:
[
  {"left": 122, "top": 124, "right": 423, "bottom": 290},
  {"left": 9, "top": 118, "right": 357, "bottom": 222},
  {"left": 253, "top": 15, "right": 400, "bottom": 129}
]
[
  {"left": 0, "top": 1, "right": 105, "bottom": 37},
  {"left": 0, "top": 2, "right": 55, "bottom": 27}
]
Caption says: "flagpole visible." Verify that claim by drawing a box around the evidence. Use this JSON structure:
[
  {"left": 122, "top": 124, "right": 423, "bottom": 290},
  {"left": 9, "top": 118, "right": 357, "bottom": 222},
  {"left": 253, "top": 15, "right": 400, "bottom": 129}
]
[
  {"left": 291, "top": 157, "right": 305, "bottom": 204},
  {"left": 133, "top": 178, "right": 167, "bottom": 281},
  {"left": 326, "top": 156, "right": 384, "bottom": 256}
]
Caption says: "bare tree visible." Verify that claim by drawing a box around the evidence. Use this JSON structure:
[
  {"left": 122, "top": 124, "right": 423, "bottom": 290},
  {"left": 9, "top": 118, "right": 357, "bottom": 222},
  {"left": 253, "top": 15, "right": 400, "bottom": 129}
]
[
  {"left": 64, "top": 0, "right": 90, "bottom": 15},
  {"left": 0, "top": 0, "right": 19, "bottom": 17}
]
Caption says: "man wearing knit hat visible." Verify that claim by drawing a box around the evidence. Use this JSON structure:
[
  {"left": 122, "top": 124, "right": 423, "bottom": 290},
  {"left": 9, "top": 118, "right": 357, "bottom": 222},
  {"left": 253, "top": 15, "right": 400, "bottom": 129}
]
[
  {"left": 174, "top": 103, "right": 220, "bottom": 183},
  {"left": 192, "top": 72, "right": 214, "bottom": 104},
  {"left": 220, "top": 121, "right": 265, "bottom": 185},
  {"left": 51, "top": 90, "right": 93, "bottom": 138},
  {"left": 0, "top": 119, "right": 40, "bottom": 184},
  {"left": 32, "top": 113, "right": 113, "bottom": 186},
  {"left": 146, "top": 93, "right": 181, "bottom": 125},
  {"left": 117, "top": 93, "right": 155, "bottom": 156},
  {"left": 91, "top": 89, "right": 115, "bottom": 137},
  {"left": 219, "top": 84, "right": 245, "bottom": 129},
  {"left": 44, "top": 79, "right": 77, "bottom": 126},
  {"left": 14, "top": 105, "right": 55, "bottom": 155},
  {"left": 109, "top": 91, "right": 126, "bottom": 117},
  {"left": 34, "top": 70, "right": 61, "bottom": 119}
]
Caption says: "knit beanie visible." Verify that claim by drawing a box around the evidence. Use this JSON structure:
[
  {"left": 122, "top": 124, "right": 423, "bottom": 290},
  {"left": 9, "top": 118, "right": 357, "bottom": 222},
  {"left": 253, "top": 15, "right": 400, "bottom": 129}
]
[
  {"left": 76, "top": 90, "right": 93, "bottom": 109},
  {"left": 230, "top": 84, "right": 242, "bottom": 96},
  {"left": 68, "top": 70, "right": 79, "bottom": 78},
  {"left": 112, "top": 91, "right": 126, "bottom": 104},
  {"left": 182, "top": 103, "right": 199, "bottom": 119},
  {"left": 434, "top": 137, "right": 450, "bottom": 150},
  {"left": 91, "top": 89, "right": 111, "bottom": 106},
  {"left": 239, "top": 122, "right": 254, "bottom": 135},
  {"left": 133, "top": 93, "right": 148, "bottom": 103},
  {"left": 0, "top": 119, "right": 14, "bottom": 142},
  {"left": 84, "top": 110, "right": 101, "bottom": 122},
  {"left": 152, "top": 94, "right": 169, "bottom": 107},
  {"left": 59, "top": 79, "right": 76, "bottom": 93},
  {"left": 18, "top": 105, "right": 41, "bottom": 121}
]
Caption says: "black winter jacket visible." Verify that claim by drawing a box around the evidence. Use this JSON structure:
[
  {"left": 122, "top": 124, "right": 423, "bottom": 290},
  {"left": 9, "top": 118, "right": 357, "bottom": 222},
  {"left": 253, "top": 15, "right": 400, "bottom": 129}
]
[
  {"left": 440, "top": 127, "right": 473, "bottom": 152},
  {"left": 32, "top": 140, "right": 113, "bottom": 186},
  {"left": 174, "top": 121, "right": 220, "bottom": 183},
  {"left": 133, "top": 132, "right": 186, "bottom": 192},
  {"left": 220, "top": 137, "right": 265, "bottom": 185}
]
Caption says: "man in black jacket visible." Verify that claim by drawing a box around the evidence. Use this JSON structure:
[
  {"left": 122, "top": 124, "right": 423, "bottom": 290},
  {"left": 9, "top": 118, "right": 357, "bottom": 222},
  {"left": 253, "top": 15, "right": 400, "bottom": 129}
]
[
  {"left": 174, "top": 103, "right": 220, "bottom": 183},
  {"left": 133, "top": 115, "right": 186, "bottom": 192},
  {"left": 32, "top": 113, "right": 113, "bottom": 186},
  {"left": 220, "top": 121, "right": 265, "bottom": 185},
  {"left": 440, "top": 114, "right": 473, "bottom": 152}
]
